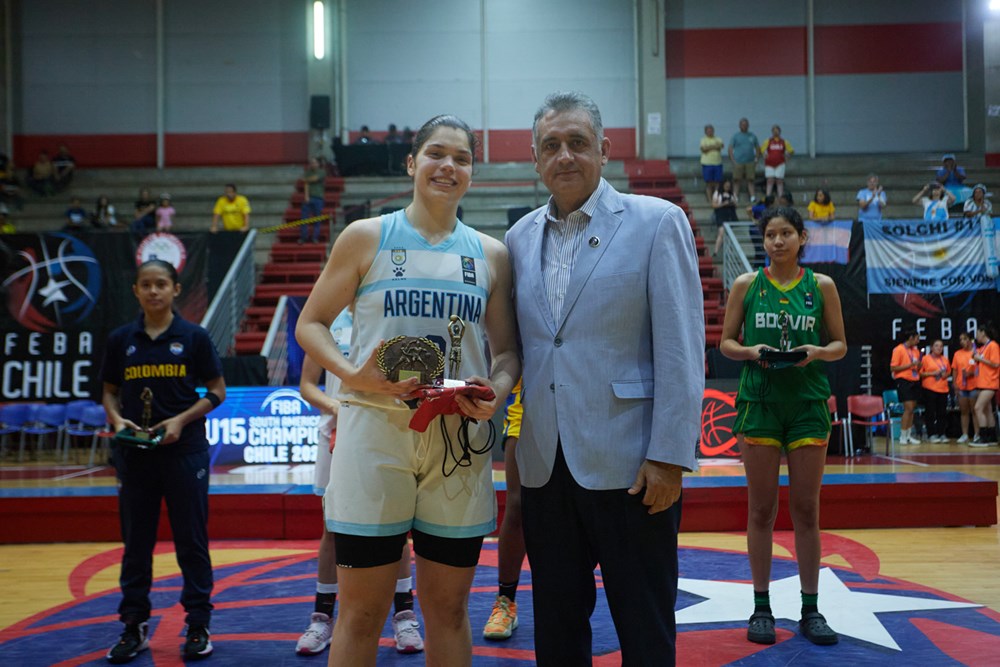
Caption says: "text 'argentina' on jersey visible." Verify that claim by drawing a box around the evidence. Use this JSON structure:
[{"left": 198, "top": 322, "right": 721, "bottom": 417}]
[{"left": 383, "top": 288, "right": 484, "bottom": 324}]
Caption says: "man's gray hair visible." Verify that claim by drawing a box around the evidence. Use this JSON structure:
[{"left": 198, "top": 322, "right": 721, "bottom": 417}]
[{"left": 532, "top": 92, "right": 604, "bottom": 146}]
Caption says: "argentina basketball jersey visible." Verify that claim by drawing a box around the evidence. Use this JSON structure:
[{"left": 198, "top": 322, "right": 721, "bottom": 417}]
[{"left": 347, "top": 209, "right": 491, "bottom": 408}]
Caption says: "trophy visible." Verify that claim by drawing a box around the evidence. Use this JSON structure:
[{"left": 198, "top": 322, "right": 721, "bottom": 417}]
[
  {"left": 778, "top": 310, "right": 791, "bottom": 352},
  {"left": 376, "top": 336, "right": 445, "bottom": 385},
  {"left": 447, "top": 315, "right": 466, "bottom": 380},
  {"left": 114, "top": 387, "right": 165, "bottom": 449}
]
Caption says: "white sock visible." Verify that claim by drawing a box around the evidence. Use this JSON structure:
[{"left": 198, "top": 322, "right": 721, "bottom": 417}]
[
  {"left": 317, "top": 582, "right": 338, "bottom": 595},
  {"left": 395, "top": 576, "right": 413, "bottom": 593}
]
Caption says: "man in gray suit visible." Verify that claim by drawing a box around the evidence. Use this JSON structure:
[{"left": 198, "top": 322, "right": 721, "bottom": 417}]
[{"left": 505, "top": 92, "right": 705, "bottom": 666}]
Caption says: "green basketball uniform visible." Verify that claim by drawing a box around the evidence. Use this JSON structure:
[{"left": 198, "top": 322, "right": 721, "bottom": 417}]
[
  {"left": 737, "top": 267, "right": 829, "bottom": 402},
  {"left": 734, "top": 267, "right": 831, "bottom": 448}
]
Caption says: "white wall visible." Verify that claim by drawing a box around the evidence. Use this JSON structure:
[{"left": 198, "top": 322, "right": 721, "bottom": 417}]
[{"left": 343, "top": 0, "right": 636, "bottom": 133}]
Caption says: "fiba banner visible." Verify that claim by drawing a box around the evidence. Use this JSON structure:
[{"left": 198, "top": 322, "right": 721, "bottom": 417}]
[
  {"left": 206, "top": 386, "right": 322, "bottom": 465},
  {"left": 0, "top": 231, "right": 229, "bottom": 401},
  {"left": 863, "top": 218, "right": 1000, "bottom": 294}
]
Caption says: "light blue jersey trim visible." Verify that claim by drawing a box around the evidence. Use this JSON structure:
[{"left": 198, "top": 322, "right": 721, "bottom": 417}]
[
  {"left": 412, "top": 517, "right": 497, "bottom": 538},
  {"left": 379, "top": 209, "right": 485, "bottom": 257},
  {"left": 326, "top": 518, "right": 415, "bottom": 536},
  {"left": 357, "top": 278, "right": 488, "bottom": 299}
]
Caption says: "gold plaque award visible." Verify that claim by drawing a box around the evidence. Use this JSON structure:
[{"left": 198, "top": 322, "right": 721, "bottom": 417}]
[{"left": 376, "top": 336, "right": 445, "bottom": 385}]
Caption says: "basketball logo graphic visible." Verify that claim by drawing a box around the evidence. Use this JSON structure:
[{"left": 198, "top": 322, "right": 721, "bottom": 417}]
[
  {"left": 700, "top": 388, "right": 739, "bottom": 457},
  {"left": 1, "top": 233, "right": 102, "bottom": 333}
]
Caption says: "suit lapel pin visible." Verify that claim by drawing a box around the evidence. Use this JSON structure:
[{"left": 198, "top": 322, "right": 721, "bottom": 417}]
[{"left": 589, "top": 236, "right": 600, "bottom": 248}]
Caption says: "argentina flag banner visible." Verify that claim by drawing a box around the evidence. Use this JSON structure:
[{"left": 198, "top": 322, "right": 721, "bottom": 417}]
[{"left": 863, "top": 218, "right": 1000, "bottom": 295}]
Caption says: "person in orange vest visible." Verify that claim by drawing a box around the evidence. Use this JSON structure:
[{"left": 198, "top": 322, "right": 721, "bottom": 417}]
[
  {"left": 919, "top": 340, "right": 951, "bottom": 443},
  {"left": 889, "top": 330, "right": 922, "bottom": 444}
]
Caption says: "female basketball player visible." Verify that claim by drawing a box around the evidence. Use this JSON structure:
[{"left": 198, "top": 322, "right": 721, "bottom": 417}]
[
  {"left": 101, "top": 259, "right": 226, "bottom": 663},
  {"left": 296, "top": 114, "right": 519, "bottom": 666},
  {"left": 719, "top": 206, "right": 846, "bottom": 647}
]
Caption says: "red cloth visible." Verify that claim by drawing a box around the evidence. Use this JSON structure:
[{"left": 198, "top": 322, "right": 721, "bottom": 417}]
[{"left": 408, "top": 384, "right": 496, "bottom": 432}]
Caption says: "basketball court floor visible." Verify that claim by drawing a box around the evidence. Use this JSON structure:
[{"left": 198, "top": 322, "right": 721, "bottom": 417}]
[{"left": 1, "top": 440, "right": 998, "bottom": 665}]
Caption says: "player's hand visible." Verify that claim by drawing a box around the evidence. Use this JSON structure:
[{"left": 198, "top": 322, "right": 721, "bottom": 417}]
[
  {"left": 749, "top": 343, "right": 778, "bottom": 367},
  {"left": 151, "top": 416, "right": 183, "bottom": 445},
  {"left": 453, "top": 375, "right": 498, "bottom": 421},
  {"left": 343, "top": 342, "right": 421, "bottom": 399},
  {"left": 628, "top": 460, "right": 682, "bottom": 514},
  {"left": 792, "top": 344, "right": 821, "bottom": 366},
  {"left": 115, "top": 418, "right": 141, "bottom": 434}
]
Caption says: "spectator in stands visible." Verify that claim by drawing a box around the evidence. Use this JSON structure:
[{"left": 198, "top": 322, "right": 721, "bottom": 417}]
[
  {"left": 912, "top": 183, "right": 954, "bottom": 222},
  {"left": 777, "top": 193, "right": 794, "bottom": 207},
  {"left": 890, "top": 329, "right": 923, "bottom": 445},
  {"left": 0, "top": 157, "right": 23, "bottom": 211},
  {"left": 856, "top": 174, "right": 886, "bottom": 222},
  {"left": 384, "top": 123, "right": 403, "bottom": 144},
  {"left": 26, "top": 150, "right": 56, "bottom": 196},
  {"left": 711, "top": 177, "right": 739, "bottom": 256},
  {"left": 131, "top": 188, "right": 157, "bottom": 237},
  {"left": 156, "top": 194, "right": 175, "bottom": 232},
  {"left": 211, "top": 184, "right": 251, "bottom": 233},
  {"left": 0, "top": 203, "right": 14, "bottom": 234},
  {"left": 745, "top": 195, "right": 773, "bottom": 267},
  {"left": 963, "top": 183, "right": 991, "bottom": 219},
  {"left": 729, "top": 117, "right": 760, "bottom": 203},
  {"left": 936, "top": 154, "right": 971, "bottom": 204},
  {"left": 760, "top": 125, "right": 793, "bottom": 199},
  {"left": 92, "top": 195, "right": 117, "bottom": 228},
  {"left": 52, "top": 143, "right": 76, "bottom": 191},
  {"left": 300, "top": 158, "right": 325, "bottom": 244},
  {"left": 64, "top": 197, "right": 89, "bottom": 231},
  {"left": 700, "top": 124, "right": 725, "bottom": 202},
  {"left": 971, "top": 323, "right": 1000, "bottom": 446},
  {"left": 353, "top": 125, "right": 376, "bottom": 145},
  {"left": 952, "top": 331, "right": 980, "bottom": 443},
  {"left": 401, "top": 126, "right": 414, "bottom": 144},
  {"left": 807, "top": 189, "right": 835, "bottom": 222},
  {"left": 919, "top": 339, "right": 951, "bottom": 443}
]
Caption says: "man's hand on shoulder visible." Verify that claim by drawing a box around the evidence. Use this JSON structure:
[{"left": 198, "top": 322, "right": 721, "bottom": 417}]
[{"left": 628, "top": 460, "right": 682, "bottom": 514}]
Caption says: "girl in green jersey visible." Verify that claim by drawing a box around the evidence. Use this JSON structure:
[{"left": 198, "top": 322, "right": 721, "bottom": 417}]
[{"left": 720, "top": 206, "right": 847, "bottom": 647}]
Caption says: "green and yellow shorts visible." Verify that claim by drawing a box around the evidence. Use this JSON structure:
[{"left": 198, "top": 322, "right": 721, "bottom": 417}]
[{"left": 734, "top": 399, "right": 831, "bottom": 451}]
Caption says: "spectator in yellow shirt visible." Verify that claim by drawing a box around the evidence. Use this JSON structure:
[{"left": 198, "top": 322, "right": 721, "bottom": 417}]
[
  {"left": 807, "top": 189, "right": 835, "bottom": 222},
  {"left": 211, "top": 184, "right": 251, "bottom": 232}
]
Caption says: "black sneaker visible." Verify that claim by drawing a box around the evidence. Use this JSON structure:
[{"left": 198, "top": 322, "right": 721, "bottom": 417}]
[
  {"left": 800, "top": 611, "right": 838, "bottom": 645},
  {"left": 183, "top": 625, "right": 213, "bottom": 660},
  {"left": 106, "top": 622, "right": 149, "bottom": 664}
]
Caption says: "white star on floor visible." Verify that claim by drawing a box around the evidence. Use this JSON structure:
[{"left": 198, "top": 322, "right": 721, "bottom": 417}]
[{"left": 676, "top": 567, "right": 981, "bottom": 650}]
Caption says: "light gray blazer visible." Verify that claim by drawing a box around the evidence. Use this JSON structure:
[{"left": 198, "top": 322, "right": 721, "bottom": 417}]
[{"left": 505, "top": 181, "right": 705, "bottom": 490}]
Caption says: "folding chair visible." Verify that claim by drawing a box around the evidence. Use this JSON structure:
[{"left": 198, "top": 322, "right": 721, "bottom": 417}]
[
  {"left": 74, "top": 405, "right": 114, "bottom": 467},
  {"left": 1, "top": 404, "right": 35, "bottom": 459},
  {"left": 845, "top": 394, "right": 893, "bottom": 457},
  {"left": 19, "top": 403, "right": 68, "bottom": 461},
  {"left": 827, "top": 395, "right": 845, "bottom": 454},
  {"left": 60, "top": 399, "right": 98, "bottom": 460}
]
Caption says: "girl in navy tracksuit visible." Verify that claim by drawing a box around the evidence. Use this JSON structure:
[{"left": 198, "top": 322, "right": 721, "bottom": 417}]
[{"left": 101, "top": 259, "right": 226, "bottom": 663}]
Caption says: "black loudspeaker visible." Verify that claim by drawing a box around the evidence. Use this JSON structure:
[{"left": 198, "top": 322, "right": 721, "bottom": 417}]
[{"left": 310, "top": 95, "right": 331, "bottom": 129}]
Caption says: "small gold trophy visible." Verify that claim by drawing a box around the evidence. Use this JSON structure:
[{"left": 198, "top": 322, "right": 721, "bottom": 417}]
[
  {"left": 447, "top": 315, "right": 466, "bottom": 380},
  {"left": 114, "top": 386, "right": 165, "bottom": 449}
]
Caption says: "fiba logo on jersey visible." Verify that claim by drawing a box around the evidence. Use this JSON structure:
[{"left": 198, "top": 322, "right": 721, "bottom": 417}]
[
  {"left": 135, "top": 233, "right": 187, "bottom": 272},
  {"left": 1, "top": 233, "right": 102, "bottom": 333}
]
